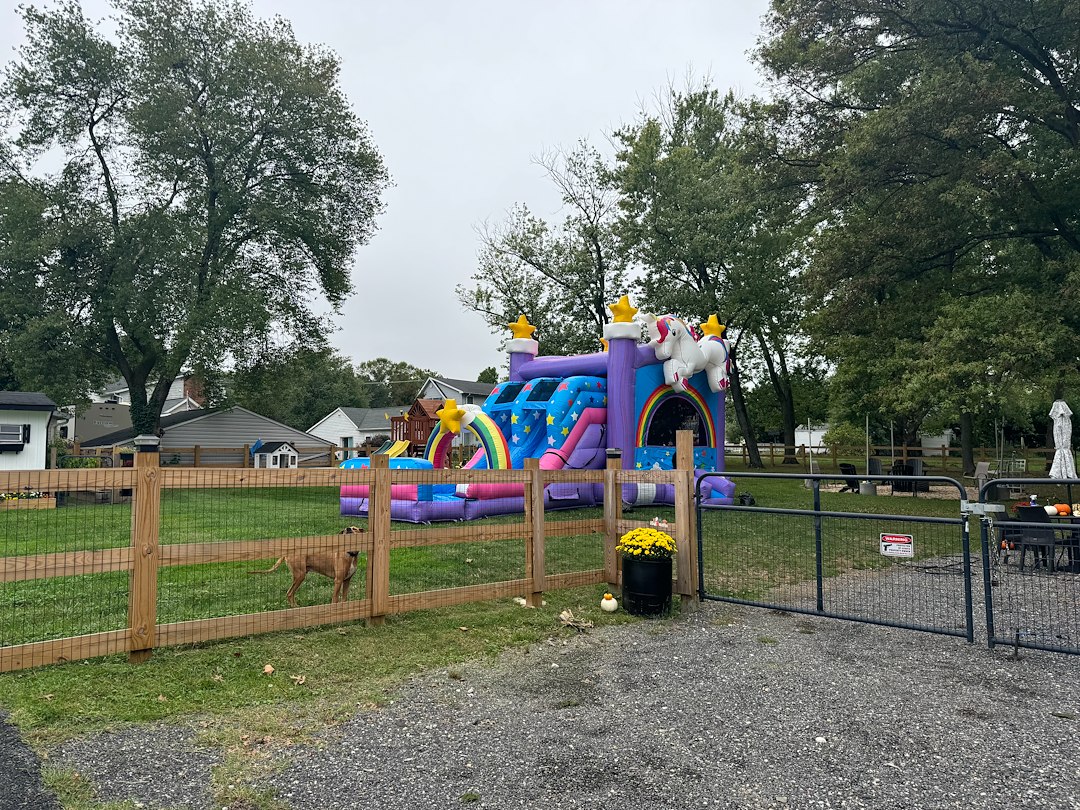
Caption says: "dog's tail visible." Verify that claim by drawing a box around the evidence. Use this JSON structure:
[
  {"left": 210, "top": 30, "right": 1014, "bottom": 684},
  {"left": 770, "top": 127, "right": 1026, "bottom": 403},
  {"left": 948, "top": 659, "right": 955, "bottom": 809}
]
[{"left": 249, "top": 557, "right": 286, "bottom": 575}]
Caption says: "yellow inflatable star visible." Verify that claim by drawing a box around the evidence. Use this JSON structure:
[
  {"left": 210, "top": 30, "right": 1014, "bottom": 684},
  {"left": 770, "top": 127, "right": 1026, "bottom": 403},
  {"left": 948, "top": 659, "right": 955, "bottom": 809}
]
[
  {"left": 436, "top": 399, "right": 466, "bottom": 434},
  {"left": 608, "top": 295, "right": 638, "bottom": 323},
  {"left": 508, "top": 314, "right": 536, "bottom": 339},
  {"left": 700, "top": 314, "right": 726, "bottom": 338}
]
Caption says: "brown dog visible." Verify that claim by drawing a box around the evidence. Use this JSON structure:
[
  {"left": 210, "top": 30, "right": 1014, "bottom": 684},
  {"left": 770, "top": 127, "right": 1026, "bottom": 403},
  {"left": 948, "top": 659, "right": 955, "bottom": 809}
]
[{"left": 250, "top": 526, "right": 366, "bottom": 607}]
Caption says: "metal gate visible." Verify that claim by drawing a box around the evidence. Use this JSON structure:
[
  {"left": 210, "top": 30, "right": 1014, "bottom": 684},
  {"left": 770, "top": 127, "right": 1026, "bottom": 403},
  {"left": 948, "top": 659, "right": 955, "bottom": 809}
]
[
  {"left": 978, "top": 477, "right": 1080, "bottom": 656},
  {"left": 696, "top": 472, "right": 974, "bottom": 641}
]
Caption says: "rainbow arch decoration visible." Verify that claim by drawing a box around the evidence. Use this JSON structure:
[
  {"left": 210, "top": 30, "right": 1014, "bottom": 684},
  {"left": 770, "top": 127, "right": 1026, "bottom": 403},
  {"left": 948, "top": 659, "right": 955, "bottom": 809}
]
[
  {"left": 424, "top": 411, "right": 511, "bottom": 469},
  {"left": 635, "top": 382, "right": 717, "bottom": 448}
]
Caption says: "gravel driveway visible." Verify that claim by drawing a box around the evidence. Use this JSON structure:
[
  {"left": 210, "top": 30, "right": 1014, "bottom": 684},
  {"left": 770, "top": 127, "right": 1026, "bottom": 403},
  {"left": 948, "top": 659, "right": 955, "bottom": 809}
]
[{"left": 35, "top": 600, "right": 1080, "bottom": 810}]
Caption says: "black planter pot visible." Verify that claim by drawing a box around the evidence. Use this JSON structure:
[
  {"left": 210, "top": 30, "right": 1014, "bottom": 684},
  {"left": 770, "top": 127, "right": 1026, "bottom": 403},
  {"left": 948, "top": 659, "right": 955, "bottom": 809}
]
[{"left": 621, "top": 555, "right": 673, "bottom": 616}]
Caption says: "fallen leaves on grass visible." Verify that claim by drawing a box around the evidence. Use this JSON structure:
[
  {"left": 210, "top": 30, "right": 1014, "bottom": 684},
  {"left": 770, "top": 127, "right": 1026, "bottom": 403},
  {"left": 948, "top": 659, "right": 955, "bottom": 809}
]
[{"left": 262, "top": 664, "right": 275, "bottom": 675}]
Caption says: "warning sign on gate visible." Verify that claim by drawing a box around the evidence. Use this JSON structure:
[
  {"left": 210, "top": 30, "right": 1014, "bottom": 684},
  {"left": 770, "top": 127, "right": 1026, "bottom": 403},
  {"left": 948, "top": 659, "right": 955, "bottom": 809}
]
[{"left": 880, "top": 532, "right": 914, "bottom": 557}]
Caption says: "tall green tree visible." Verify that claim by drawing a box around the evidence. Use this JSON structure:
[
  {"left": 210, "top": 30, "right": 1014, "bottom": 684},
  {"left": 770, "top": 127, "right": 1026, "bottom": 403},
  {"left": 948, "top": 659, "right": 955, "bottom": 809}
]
[
  {"left": 758, "top": 0, "right": 1080, "bottom": 470},
  {"left": 613, "top": 86, "right": 814, "bottom": 465},
  {"left": 355, "top": 358, "right": 438, "bottom": 408},
  {"left": 227, "top": 346, "right": 368, "bottom": 431},
  {"left": 457, "top": 143, "right": 629, "bottom": 357},
  {"left": 0, "top": 0, "right": 388, "bottom": 433}
]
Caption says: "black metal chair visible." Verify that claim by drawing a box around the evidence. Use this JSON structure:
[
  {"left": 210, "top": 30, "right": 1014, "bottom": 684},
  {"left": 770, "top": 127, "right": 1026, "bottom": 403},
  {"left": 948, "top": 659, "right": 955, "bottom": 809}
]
[
  {"left": 890, "top": 461, "right": 914, "bottom": 493},
  {"left": 1014, "top": 506, "right": 1060, "bottom": 572},
  {"left": 838, "top": 463, "right": 860, "bottom": 494}
]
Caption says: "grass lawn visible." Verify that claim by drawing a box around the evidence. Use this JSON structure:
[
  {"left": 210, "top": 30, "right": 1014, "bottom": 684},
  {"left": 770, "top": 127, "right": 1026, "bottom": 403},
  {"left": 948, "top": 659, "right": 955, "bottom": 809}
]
[
  {"left": 0, "top": 474, "right": 983, "bottom": 810},
  {"left": 696, "top": 472, "right": 969, "bottom": 601}
]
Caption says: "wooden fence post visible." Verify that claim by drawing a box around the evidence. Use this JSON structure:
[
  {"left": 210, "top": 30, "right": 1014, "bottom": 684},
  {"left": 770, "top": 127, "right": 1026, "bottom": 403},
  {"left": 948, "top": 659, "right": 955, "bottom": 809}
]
[
  {"left": 368, "top": 453, "right": 391, "bottom": 626},
  {"left": 603, "top": 450, "right": 622, "bottom": 587},
  {"left": 129, "top": 446, "right": 161, "bottom": 663},
  {"left": 193, "top": 445, "right": 202, "bottom": 467},
  {"left": 674, "top": 430, "right": 698, "bottom": 608},
  {"left": 242, "top": 444, "right": 250, "bottom": 468},
  {"left": 523, "top": 458, "right": 545, "bottom": 606}
]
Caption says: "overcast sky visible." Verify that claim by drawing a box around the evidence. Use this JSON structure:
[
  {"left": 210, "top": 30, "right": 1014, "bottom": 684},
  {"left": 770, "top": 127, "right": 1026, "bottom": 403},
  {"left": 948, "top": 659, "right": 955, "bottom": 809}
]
[{"left": 0, "top": 0, "right": 771, "bottom": 381}]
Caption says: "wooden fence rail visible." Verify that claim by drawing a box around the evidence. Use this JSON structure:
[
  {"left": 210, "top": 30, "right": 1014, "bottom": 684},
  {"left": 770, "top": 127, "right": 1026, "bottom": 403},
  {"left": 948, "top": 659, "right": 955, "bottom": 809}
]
[
  {"left": 0, "top": 434, "right": 700, "bottom": 672},
  {"left": 62, "top": 442, "right": 486, "bottom": 469},
  {"left": 725, "top": 443, "right": 1066, "bottom": 474}
]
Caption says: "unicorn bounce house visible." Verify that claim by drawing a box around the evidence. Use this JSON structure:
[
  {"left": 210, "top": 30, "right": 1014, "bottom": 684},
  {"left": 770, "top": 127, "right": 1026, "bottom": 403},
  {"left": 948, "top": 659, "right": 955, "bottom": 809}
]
[{"left": 340, "top": 296, "right": 736, "bottom": 522}]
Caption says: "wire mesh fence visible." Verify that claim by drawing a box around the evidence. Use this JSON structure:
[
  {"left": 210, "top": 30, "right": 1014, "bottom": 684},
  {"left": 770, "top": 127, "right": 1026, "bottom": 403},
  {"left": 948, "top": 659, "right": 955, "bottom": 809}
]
[
  {"left": 697, "top": 473, "right": 973, "bottom": 639},
  {"left": 0, "top": 469, "right": 137, "bottom": 650},
  {"left": 980, "top": 477, "right": 1080, "bottom": 655},
  {"left": 2, "top": 459, "right": 657, "bottom": 670}
]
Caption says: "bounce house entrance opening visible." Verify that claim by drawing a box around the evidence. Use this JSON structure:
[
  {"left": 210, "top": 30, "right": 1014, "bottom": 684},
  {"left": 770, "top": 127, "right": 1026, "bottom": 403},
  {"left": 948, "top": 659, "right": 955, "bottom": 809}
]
[{"left": 645, "top": 397, "right": 705, "bottom": 446}]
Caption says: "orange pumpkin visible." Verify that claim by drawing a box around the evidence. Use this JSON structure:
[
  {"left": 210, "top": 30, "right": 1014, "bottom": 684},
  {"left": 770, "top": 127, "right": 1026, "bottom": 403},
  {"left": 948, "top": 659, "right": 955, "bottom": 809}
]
[{"left": 1054, "top": 503, "right": 1072, "bottom": 515}]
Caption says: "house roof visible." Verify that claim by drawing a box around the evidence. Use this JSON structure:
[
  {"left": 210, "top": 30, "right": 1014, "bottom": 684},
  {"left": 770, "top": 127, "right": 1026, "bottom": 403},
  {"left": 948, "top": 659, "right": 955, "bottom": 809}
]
[
  {"left": 339, "top": 406, "right": 406, "bottom": 432},
  {"left": 256, "top": 440, "right": 295, "bottom": 455},
  {"left": 82, "top": 406, "right": 329, "bottom": 450},
  {"left": 83, "top": 409, "right": 208, "bottom": 447},
  {"left": 0, "top": 392, "right": 59, "bottom": 411},
  {"left": 98, "top": 373, "right": 189, "bottom": 397},
  {"left": 421, "top": 377, "right": 496, "bottom": 400}
]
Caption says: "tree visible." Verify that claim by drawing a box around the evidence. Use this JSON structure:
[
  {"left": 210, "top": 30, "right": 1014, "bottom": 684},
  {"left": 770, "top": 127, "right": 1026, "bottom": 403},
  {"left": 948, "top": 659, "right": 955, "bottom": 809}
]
[
  {"left": 612, "top": 85, "right": 814, "bottom": 466},
  {"left": 227, "top": 346, "right": 368, "bottom": 431},
  {"left": 0, "top": 0, "right": 388, "bottom": 433},
  {"left": 355, "top": 358, "right": 438, "bottom": 408},
  {"left": 457, "top": 143, "right": 629, "bottom": 357},
  {"left": 476, "top": 366, "right": 498, "bottom": 385},
  {"left": 757, "top": 0, "right": 1080, "bottom": 467}
]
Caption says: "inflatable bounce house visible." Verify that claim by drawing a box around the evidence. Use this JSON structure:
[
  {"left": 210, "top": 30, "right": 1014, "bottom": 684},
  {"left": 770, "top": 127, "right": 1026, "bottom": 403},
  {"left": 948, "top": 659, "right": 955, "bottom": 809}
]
[{"left": 340, "top": 296, "right": 736, "bottom": 522}]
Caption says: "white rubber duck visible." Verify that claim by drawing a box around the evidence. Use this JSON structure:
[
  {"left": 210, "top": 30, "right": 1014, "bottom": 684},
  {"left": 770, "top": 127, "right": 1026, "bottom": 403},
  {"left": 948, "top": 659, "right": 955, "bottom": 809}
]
[{"left": 600, "top": 593, "right": 618, "bottom": 613}]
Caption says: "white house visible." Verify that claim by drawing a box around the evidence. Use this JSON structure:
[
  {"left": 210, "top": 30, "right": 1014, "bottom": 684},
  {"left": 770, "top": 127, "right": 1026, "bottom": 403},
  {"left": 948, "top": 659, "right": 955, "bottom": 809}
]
[
  {"left": 416, "top": 377, "right": 495, "bottom": 406},
  {"left": 0, "top": 392, "right": 59, "bottom": 471},
  {"left": 307, "top": 406, "right": 407, "bottom": 457}
]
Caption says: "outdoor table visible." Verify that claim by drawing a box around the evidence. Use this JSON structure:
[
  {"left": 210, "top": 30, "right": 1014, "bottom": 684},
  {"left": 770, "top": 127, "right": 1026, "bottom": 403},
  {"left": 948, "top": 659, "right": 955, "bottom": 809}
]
[{"left": 1048, "top": 516, "right": 1080, "bottom": 572}]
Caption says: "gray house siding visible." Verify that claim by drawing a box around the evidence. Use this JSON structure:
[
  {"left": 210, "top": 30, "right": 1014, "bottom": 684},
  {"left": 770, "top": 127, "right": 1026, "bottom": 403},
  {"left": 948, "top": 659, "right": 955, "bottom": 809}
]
[{"left": 159, "top": 408, "right": 328, "bottom": 466}]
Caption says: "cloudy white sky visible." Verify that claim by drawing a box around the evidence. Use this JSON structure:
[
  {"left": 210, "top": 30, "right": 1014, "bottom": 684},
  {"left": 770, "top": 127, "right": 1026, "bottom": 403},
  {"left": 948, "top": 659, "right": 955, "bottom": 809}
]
[{"left": 1, "top": 0, "right": 771, "bottom": 381}]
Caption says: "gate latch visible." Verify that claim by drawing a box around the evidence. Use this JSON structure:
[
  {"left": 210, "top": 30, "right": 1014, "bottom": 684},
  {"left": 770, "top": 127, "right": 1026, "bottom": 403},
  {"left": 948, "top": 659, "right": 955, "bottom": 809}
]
[{"left": 962, "top": 501, "right": 1006, "bottom": 517}]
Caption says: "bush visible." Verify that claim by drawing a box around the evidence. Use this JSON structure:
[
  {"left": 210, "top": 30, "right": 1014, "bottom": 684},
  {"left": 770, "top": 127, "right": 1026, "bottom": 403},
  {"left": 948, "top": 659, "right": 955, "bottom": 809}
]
[{"left": 61, "top": 456, "right": 101, "bottom": 469}]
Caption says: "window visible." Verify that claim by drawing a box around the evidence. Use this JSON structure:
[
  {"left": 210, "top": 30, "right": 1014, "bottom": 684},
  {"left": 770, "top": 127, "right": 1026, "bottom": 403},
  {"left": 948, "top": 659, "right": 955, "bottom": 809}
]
[
  {"left": 0, "top": 424, "right": 23, "bottom": 442},
  {"left": 0, "top": 423, "right": 27, "bottom": 453}
]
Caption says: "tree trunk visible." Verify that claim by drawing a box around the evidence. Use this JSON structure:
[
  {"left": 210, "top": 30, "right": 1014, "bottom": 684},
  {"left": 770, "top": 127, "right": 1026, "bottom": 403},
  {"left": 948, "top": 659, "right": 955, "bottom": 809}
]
[
  {"left": 728, "top": 347, "right": 763, "bottom": 468},
  {"left": 756, "top": 333, "right": 799, "bottom": 464},
  {"left": 127, "top": 371, "right": 174, "bottom": 436},
  {"left": 960, "top": 411, "right": 975, "bottom": 476},
  {"left": 128, "top": 381, "right": 158, "bottom": 436}
]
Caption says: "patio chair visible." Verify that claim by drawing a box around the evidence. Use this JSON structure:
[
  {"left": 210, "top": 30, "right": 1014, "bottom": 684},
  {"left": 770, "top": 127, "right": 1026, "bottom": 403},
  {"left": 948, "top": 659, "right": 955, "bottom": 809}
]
[
  {"left": 889, "top": 461, "right": 914, "bottom": 494},
  {"left": 965, "top": 461, "right": 991, "bottom": 491},
  {"left": 1014, "top": 506, "right": 1061, "bottom": 572},
  {"left": 838, "top": 463, "right": 860, "bottom": 494}
]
